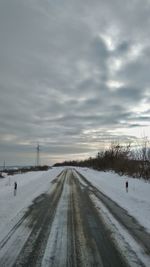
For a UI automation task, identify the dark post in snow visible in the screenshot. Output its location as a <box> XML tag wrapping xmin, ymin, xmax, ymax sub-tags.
<box><xmin>14</xmin><ymin>181</ymin><xmax>17</xmax><ymax>196</ymax></box>
<box><xmin>126</xmin><ymin>180</ymin><xmax>128</xmax><ymax>193</ymax></box>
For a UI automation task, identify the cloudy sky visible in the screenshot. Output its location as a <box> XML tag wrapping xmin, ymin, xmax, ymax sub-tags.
<box><xmin>0</xmin><ymin>0</ymin><xmax>150</xmax><ymax>166</ymax></box>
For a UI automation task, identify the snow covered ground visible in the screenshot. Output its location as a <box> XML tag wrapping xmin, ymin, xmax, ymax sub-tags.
<box><xmin>1</xmin><ymin>166</ymin><xmax>150</xmax><ymax>236</ymax></box>
<box><xmin>75</xmin><ymin>167</ymin><xmax>150</xmax><ymax>233</ymax></box>
<box><xmin>0</xmin><ymin>167</ymin><xmax>150</xmax><ymax>266</ymax></box>
<box><xmin>0</xmin><ymin>167</ymin><xmax>63</xmax><ymax>240</ymax></box>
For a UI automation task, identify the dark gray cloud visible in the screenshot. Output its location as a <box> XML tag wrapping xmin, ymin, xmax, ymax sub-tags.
<box><xmin>0</xmin><ymin>0</ymin><xmax>150</xmax><ymax>165</ymax></box>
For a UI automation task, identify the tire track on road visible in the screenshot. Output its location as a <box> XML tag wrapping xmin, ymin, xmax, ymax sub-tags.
<box><xmin>74</xmin><ymin>169</ymin><xmax>150</xmax><ymax>255</ymax></box>
<box><xmin>0</xmin><ymin>170</ymin><xmax>67</xmax><ymax>267</ymax></box>
<box><xmin>71</xmin><ymin>171</ymin><xmax>129</xmax><ymax>267</ymax></box>
<box><xmin>13</xmin><ymin>170</ymin><xmax>67</xmax><ymax>267</ymax></box>
<box><xmin>0</xmin><ymin>168</ymin><xmax>136</xmax><ymax>267</ymax></box>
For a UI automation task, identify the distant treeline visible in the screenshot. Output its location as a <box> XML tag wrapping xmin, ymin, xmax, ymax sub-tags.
<box><xmin>0</xmin><ymin>165</ymin><xmax>50</xmax><ymax>177</ymax></box>
<box><xmin>54</xmin><ymin>142</ymin><xmax>150</xmax><ymax>180</ymax></box>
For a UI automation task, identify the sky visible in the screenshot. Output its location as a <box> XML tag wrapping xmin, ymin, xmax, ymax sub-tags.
<box><xmin>0</xmin><ymin>0</ymin><xmax>150</xmax><ymax>166</ymax></box>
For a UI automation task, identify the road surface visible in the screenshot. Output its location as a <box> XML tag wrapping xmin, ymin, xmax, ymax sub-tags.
<box><xmin>0</xmin><ymin>168</ymin><xmax>149</xmax><ymax>267</ymax></box>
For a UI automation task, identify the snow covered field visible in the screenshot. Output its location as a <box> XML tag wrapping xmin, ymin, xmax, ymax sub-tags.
<box><xmin>0</xmin><ymin>167</ymin><xmax>150</xmax><ymax>267</ymax></box>
<box><xmin>0</xmin><ymin>167</ymin><xmax>150</xmax><ymax>237</ymax></box>
<box><xmin>76</xmin><ymin>167</ymin><xmax>150</xmax><ymax>233</ymax></box>
<box><xmin>0</xmin><ymin>167</ymin><xmax>63</xmax><ymax>240</ymax></box>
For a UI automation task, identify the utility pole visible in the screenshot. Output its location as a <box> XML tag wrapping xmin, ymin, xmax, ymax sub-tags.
<box><xmin>36</xmin><ymin>144</ymin><xmax>40</xmax><ymax>166</ymax></box>
<box><xmin>3</xmin><ymin>160</ymin><xmax>5</xmax><ymax>171</ymax></box>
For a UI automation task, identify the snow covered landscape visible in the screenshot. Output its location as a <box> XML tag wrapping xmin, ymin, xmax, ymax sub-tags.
<box><xmin>0</xmin><ymin>167</ymin><xmax>150</xmax><ymax>266</ymax></box>
<box><xmin>1</xmin><ymin>0</ymin><xmax>150</xmax><ymax>266</ymax></box>
<box><xmin>77</xmin><ymin>167</ymin><xmax>150</xmax><ymax>233</ymax></box>
<box><xmin>0</xmin><ymin>168</ymin><xmax>62</xmax><ymax>236</ymax></box>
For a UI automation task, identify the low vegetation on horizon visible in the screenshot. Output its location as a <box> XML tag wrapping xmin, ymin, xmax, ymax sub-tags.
<box><xmin>54</xmin><ymin>141</ymin><xmax>150</xmax><ymax>180</ymax></box>
<box><xmin>0</xmin><ymin>165</ymin><xmax>50</xmax><ymax>178</ymax></box>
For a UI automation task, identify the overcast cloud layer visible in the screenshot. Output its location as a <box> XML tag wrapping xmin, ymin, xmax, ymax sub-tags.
<box><xmin>0</xmin><ymin>0</ymin><xmax>150</xmax><ymax>165</ymax></box>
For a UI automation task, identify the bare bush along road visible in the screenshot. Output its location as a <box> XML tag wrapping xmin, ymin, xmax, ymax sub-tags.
<box><xmin>0</xmin><ymin>169</ymin><xmax>150</xmax><ymax>267</ymax></box>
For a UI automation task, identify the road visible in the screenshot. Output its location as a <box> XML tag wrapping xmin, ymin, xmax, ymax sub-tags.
<box><xmin>0</xmin><ymin>168</ymin><xmax>149</xmax><ymax>267</ymax></box>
